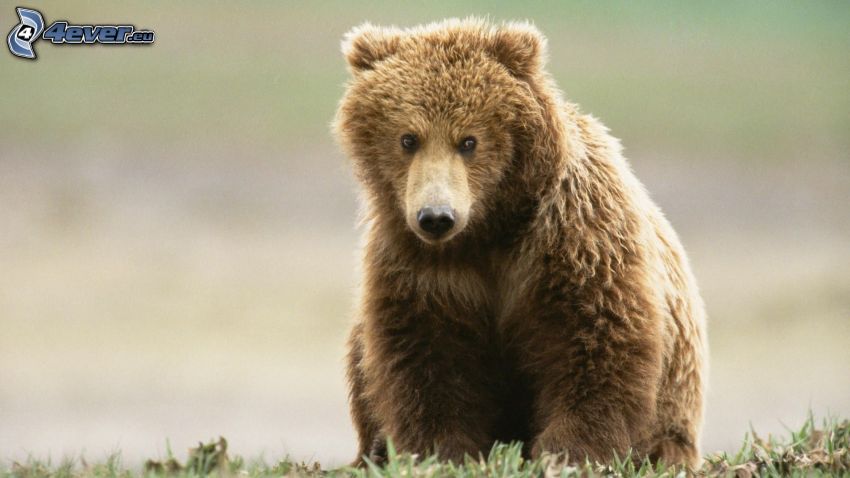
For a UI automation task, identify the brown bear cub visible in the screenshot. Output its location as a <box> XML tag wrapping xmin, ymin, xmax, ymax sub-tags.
<box><xmin>333</xmin><ymin>18</ymin><xmax>707</xmax><ymax>468</ymax></box>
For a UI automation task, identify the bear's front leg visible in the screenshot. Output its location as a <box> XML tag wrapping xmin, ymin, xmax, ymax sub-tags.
<box><xmin>346</xmin><ymin>322</ymin><xmax>384</xmax><ymax>465</ymax></box>
<box><xmin>523</xmin><ymin>301</ymin><xmax>664</xmax><ymax>464</ymax></box>
<box><xmin>360</xmin><ymin>290</ymin><xmax>499</xmax><ymax>463</ymax></box>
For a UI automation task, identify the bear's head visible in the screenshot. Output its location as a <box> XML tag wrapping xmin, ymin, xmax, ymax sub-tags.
<box><xmin>334</xmin><ymin>18</ymin><xmax>554</xmax><ymax>246</ymax></box>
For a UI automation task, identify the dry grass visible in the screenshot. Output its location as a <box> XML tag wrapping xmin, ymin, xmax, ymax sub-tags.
<box><xmin>4</xmin><ymin>416</ymin><xmax>849</xmax><ymax>477</ymax></box>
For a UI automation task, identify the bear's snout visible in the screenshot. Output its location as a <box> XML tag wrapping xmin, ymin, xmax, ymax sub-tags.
<box><xmin>416</xmin><ymin>205</ymin><xmax>455</xmax><ymax>238</ymax></box>
<box><xmin>404</xmin><ymin>151</ymin><xmax>471</xmax><ymax>244</ymax></box>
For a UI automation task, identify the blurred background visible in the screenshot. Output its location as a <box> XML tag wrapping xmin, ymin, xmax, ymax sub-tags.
<box><xmin>1</xmin><ymin>0</ymin><xmax>848</xmax><ymax>467</ymax></box>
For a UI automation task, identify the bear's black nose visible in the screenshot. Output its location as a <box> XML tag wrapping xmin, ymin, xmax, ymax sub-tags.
<box><xmin>417</xmin><ymin>206</ymin><xmax>455</xmax><ymax>237</ymax></box>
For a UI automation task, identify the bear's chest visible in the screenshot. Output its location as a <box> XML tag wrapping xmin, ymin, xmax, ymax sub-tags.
<box><xmin>418</xmin><ymin>249</ymin><xmax>528</xmax><ymax>332</ymax></box>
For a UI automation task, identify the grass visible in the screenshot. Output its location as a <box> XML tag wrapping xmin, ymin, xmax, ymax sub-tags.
<box><xmin>4</xmin><ymin>415</ymin><xmax>848</xmax><ymax>477</ymax></box>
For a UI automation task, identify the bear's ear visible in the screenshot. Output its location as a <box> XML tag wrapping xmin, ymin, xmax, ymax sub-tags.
<box><xmin>487</xmin><ymin>22</ymin><xmax>546</xmax><ymax>78</ymax></box>
<box><xmin>342</xmin><ymin>23</ymin><xmax>403</xmax><ymax>72</ymax></box>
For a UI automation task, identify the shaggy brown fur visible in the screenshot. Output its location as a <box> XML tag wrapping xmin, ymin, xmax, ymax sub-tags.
<box><xmin>333</xmin><ymin>18</ymin><xmax>707</xmax><ymax>468</ymax></box>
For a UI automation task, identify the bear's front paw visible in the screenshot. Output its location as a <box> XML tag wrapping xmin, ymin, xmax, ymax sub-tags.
<box><xmin>368</xmin><ymin>438</ymin><xmax>388</xmax><ymax>465</ymax></box>
<box><xmin>531</xmin><ymin>429</ymin><xmax>593</xmax><ymax>464</ymax></box>
<box><xmin>532</xmin><ymin>411</ymin><xmax>634</xmax><ymax>465</ymax></box>
<box><xmin>432</xmin><ymin>435</ymin><xmax>483</xmax><ymax>463</ymax></box>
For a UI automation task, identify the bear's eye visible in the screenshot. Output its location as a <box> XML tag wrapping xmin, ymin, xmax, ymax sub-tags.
<box><xmin>458</xmin><ymin>136</ymin><xmax>477</xmax><ymax>154</ymax></box>
<box><xmin>400</xmin><ymin>134</ymin><xmax>419</xmax><ymax>152</ymax></box>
